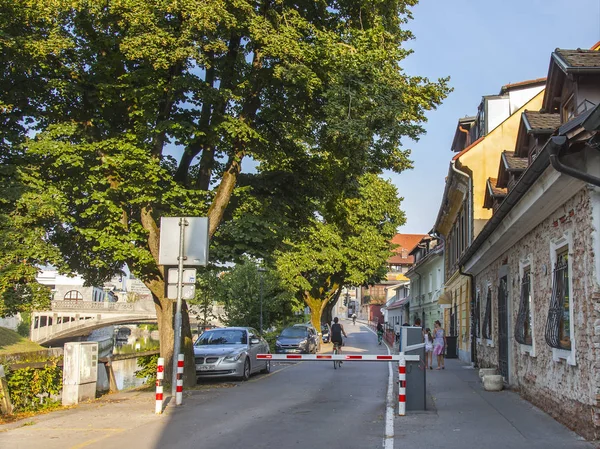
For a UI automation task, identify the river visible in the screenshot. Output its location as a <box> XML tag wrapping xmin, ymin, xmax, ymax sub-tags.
<box><xmin>86</xmin><ymin>326</ymin><xmax>160</xmax><ymax>392</ymax></box>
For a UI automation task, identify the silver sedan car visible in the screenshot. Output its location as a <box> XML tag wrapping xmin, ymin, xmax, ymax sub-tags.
<box><xmin>193</xmin><ymin>327</ymin><xmax>270</xmax><ymax>381</ymax></box>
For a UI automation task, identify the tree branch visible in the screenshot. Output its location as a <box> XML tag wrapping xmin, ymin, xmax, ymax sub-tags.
<box><xmin>176</xmin><ymin>36</ymin><xmax>241</xmax><ymax>185</ymax></box>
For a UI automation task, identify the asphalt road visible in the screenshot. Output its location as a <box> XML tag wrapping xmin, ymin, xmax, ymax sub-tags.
<box><xmin>0</xmin><ymin>320</ymin><xmax>395</xmax><ymax>449</ymax></box>
<box><xmin>150</xmin><ymin>319</ymin><xmax>392</xmax><ymax>449</ymax></box>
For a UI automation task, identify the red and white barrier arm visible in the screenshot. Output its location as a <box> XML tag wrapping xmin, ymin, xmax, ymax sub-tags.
<box><xmin>256</xmin><ymin>353</ymin><xmax>419</xmax><ymax>362</ymax></box>
<box><xmin>155</xmin><ymin>357</ymin><xmax>165</xmax><ymax>414</ymax></box>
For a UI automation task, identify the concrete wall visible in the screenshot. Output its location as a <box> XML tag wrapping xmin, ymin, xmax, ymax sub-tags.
<box><xmin>474</xmin><ymin>187</ymin><xmax>600</xmax><ymax>439</ymax></box>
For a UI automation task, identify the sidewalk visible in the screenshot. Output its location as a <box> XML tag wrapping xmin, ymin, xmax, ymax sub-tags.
<box><xmin>396</xmin><ymin>359</ymin><xmax>598</xmax><ymax>449</ymax></box>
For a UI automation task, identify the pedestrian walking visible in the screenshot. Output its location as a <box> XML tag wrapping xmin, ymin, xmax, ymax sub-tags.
<box><xmin>394</xmin><ymin>323</ymin><xmax>400</xmax><ymax>343</ymax></box>
<box><xmin>424</xmin><ymin>328</ymin><xmax>434</xmax><ymax>369</ymax></box>
<box><xmin>433</xmin><ymin>320</ymin><xmax>446</xmax><ymax>370</ymax></box>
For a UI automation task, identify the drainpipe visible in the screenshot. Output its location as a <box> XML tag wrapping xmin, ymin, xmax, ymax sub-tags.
<box><xmin>451</xmin><ymin>161</ymin><xmax>472</xmax><ymax>245</ymax></box>
<box><xmin>459</xmin><ymin>125</ymin><xmax>470</xmax><ymax>147</ymax></box>
<box><xmin>460</xmin><ymin>265</ymin><xmax>477</xmax><ymax>368</ymax></box>
<box><xmin>548</xmin><ymin>136</ymin><xmax>600</xmax><ymax>187</ymax></box>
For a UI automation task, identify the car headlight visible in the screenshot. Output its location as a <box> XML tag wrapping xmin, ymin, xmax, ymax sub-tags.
<box><xmin>275</xmin><ymin>341</ymin><xmax>282</xmax><ymax>347</ymax></box>
<box><xmin>224</xmin><ymin>353</ymin><xmax>243</xmax><ymax>362</ymax></box>
<box><xmin>298</xmin><ymin>339</ymin><xmax>307</xmax><ymax>346</ymax></box>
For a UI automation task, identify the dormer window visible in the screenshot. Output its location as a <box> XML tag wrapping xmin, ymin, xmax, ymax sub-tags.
<box><xmin>562</xmin><ymin>94</ymin><xmax>575</xmax><ymax>122</ymax></box>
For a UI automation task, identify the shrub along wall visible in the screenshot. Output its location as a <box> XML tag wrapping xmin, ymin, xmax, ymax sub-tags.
<box><xmin>4</xmin><ymin>358</ymin><xmax>63</xmax><ymax>412</ymax></box>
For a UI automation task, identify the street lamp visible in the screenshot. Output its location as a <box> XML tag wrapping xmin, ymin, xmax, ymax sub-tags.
<box><xmin>258</xmin><ymin>267</ymin><xmax>267</xmax><ymax>335</ymax></box>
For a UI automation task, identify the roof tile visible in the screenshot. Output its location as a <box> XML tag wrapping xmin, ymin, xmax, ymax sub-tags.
<box><xmin>523</xmin><ymin>110</ymin><xmax>561</xmax><ymax>133</ymax></box>
<box><xmin>555</xmin><ymin>49</ymin><xmax>600</xmax><ymax>68</ymax></box>
<box><xmin>488</xmin><ymin>178</ymin><xmax>507</xmax><ymax>197</ymax></box>
<box><xmin>503</xmin><ymin>151</ymin><xmax>528</xmax><ymax>171</ymax></box>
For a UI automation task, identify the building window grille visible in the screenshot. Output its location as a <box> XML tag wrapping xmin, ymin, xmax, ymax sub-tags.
<box><xmin>545</xmin><ymin>250</ymin><xmax>571</xmax><ymax>350</ymax></box>
<box><xmin>482</xmin><ymin>286</ymin><xmax>492</xmax><ymax>339</ymax></box>
<box><xmin>474</xmin><ymin>291</ymin><xmax>481</xmax><ymax>338</ymax></box>
<box><xmin>64</xmin><ymin>290</ymin><xmax>83</xmax><ymax>300</ymax></box>
<box><xmin>515</xmin><ymin>268</ymin><xmax>533</xmax><ymax>345</ymax></box>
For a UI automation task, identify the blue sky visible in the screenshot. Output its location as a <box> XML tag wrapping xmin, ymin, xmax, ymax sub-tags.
<box><xmin>391</xmin><ymin>0</ymin><xmax>600</xmax><ymax>234</ymax></box>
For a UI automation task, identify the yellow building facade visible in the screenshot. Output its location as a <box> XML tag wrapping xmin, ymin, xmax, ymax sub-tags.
<box><xmin>435</xmin><ymin>86</ymin><xmax>544</xmax><ymax>362</ymax></box>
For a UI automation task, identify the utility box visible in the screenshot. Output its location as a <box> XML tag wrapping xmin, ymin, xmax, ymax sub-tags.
<box><xmin>400</xmin><ymin>326</ymin><xmax>426</xmax><ymax>411</ymax></box>
<box><xmin>62</xmin><ymin>342</ymin><xmax>99</xmax><ymax>406</ymax></box>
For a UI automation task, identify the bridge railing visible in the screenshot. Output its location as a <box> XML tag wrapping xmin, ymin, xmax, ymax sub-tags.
<box><xmin>50</xmin><ymin>300</ymin><xmax>135</xmax><ymax>311</ymax></box>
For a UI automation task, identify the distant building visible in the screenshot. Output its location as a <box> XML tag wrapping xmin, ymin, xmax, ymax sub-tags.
<box><xmin>360</xmin><ymin>233</ymin><xmax>425</xmax><ymax>321</ymax></box>
<box><xmin>406</xmin><ymin>235</ymin><xmax>444</xmax><ymax>330</ymax></box>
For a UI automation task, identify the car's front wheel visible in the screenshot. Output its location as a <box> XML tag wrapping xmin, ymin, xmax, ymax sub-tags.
<box><xmin>241</xmin><ymin>358</ymin><xmax>251</xmax><ymax>381</ymax></box>
<box><xmin>260</xmin><ymin>359</ymin><xmax>271</xmax><ymax>374</ymax></box>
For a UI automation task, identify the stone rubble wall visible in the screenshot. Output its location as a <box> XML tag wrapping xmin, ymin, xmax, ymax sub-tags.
<box><xmin>475</xmin><ymin>187</ymin><xmax>600</xmax><ymax>440</ymax></box>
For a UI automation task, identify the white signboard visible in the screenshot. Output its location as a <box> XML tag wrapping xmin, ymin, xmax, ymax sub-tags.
<box><xmin>167</xmin><ymin>284</ymin><xmax>196</xmax><ymax>300</ymax></box>
<box><xmin>158</xmin><ymin>217</ymin><xmax>209</xmax><ymax>266</ymax></box>
<box><xmin>168</xmin><ymin>268</ymin><xmax>197</xmax><ymax>284</ymax></box>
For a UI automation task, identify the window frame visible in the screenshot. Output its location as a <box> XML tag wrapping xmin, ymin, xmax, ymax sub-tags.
<box><xmin>475</xmin><ymin>287</ymin><xmax>481</xmax><ymax>343</ymax></box>
<box><xmin>64</xmin><ymin>290</ymin><xmax>83</xmax><ymax>301</ymax></box>
<box><xmin>482</xmin><ymin>283</ymin><xmax>494</xmax><ymax>346</ymax></box>
<box><xmin>516</xmin><ymin>255</ymin><xmax>535</xmax><ymax>356</ymax></box>
<box><xmin>546</xmin><ymin>233</ymin><xmax>575</xmax><ymax>365</ymax></box>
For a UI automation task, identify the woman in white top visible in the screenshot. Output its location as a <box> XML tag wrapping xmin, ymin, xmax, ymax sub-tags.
<box><xmin>424</xmin><ymin>328</ymin><xmax>434</xmax><ymax>370</ymax></box>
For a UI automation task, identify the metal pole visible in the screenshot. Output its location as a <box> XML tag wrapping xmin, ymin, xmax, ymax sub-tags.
<box><xmin>172</xmin><ymin>217</ymin><xmax>187</xmax><ymax>399</ymax></box>
<box><xmin>259</xmin><ymin>269</ymin><xmax>264</xmax><ymax>335</ymax></box>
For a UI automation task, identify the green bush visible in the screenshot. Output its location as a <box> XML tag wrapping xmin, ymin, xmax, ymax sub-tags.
<box><xmin>16</xmin><ymin>313</ymin><xmax>31</xmax><ymax>338</ymax></box>
<box><xmin>135</xmin><ymin>354</ymin><xmax>159</xmax><ymax>384</ymax></box>
<box><xmin>6</xmin><ymin>357</ymin><xmax>63</xmax><ymax>412</ymax></box>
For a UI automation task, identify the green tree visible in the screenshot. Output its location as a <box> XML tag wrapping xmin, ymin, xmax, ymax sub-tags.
<box><xmin>276</xmin><ymin>174</ymin><xmax>404</xmax><ymax>330</ymax></box>
<box><xmin>187</xmin><ymin>269</ymin><xmax>220</xmax><ymax>328</ymax></box>
<box><xmin>213</xmin><ymin>259</ymin><xmax>301</xmax><ymax>331</ymax></box>
<box><xmin>3</xmin><ymin>0</ymin><xmax>449</xmax><ymax>383</ymax></box>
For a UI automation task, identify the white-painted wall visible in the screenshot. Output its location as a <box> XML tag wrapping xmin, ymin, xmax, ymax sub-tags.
<box><xmin>487</xmin><ymin>98</ymin><xmax>511</xmax><ymax>132</ymax></box>
<box><xmin>508</xmin><ymin>85</ymin><xmax>545</xmax><ymax>114</ymax></box>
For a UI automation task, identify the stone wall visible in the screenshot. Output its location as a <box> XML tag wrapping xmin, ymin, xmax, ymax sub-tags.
<box><xmin>474</xmin><ymin>187</ymin><xmax>600</xmax><ymax>439</ymax></box>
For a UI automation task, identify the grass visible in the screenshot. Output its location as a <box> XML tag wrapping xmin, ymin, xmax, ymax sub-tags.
<box><xmin>0</xmin><ymin>327</ymin><xmax>44</xmax><ymax>356</ymax></box>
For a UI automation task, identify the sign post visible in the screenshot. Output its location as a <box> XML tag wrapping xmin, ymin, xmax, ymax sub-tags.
<box><xmin>159</xmin><ymin>216</ymin><xmax>209</xmax><ymax>404</ymax></box>
<box><xmin>171</xmin><ymin>217</ymin><xmax>187</xmax><ymax>399</ymax></box>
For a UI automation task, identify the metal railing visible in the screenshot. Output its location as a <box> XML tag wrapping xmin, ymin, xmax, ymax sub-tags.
<box><xmin>51</xmin><ymin>300</ymin><xmax>135</xmax><ymax>311</ymax></box>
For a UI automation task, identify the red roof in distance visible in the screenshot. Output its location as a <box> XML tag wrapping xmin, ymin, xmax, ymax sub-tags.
<box><xmin>388</xmin><ymin>233</ymin><xmax>427</xmax><ymax>265</ymax></box>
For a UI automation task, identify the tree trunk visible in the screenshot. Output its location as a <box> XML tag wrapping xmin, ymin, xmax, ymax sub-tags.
<box><xmin>154</xmin><ymin>295</ymin><xmax>175</xmax><ymax>385</ymax></box>
<box><xmin>153</xmin><ymin>295</ymin><xmax>196</xmax><ymax>388</ymax></box>
<box><xmin>180</xmin><ymin>301</ymin><xmax>196</xmax><ymax>387</ymax></box>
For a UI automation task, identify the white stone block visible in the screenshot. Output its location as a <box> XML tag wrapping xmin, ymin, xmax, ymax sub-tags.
<box><xmin>483</xmin><ymin>375</ymin><xmax>504</xmax><ymax>391</ymax></box>
<box><xmin>479</xmin><ymin>368</ymin><xmax>497</xmax><ymax>378</ymax></box>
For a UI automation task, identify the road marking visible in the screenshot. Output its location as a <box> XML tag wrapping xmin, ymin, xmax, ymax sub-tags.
<box><xmin>68</xmin><ymin>429</ymin><xmax>124</xmax><ymax>449</ymax></box>
<box><xmin>247</xmin><ymin>363</ymin><xmax>295</xmax><ymax>383</ymax></box>
<box><xmin>364</xmin><ymin>324</ymin><xmax>394</xmax><ymax>449</ymax></box>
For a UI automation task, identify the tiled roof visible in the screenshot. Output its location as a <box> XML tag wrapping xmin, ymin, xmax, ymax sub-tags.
<box><xmin>503</xmin><ymin>151</ymin><xmax>528</xmax><ymax>171</ymax></box>
<box><xmin>500</xmin><ymin>77</ymin><xmax>546</xmax><ymax>93</ymax></box>
<box><xmin>523</xmin><ymin>111</ymin><xmax>561</xmax><ymax>133</ymax></box>
<box><xmin>388</xmin><ymin>255</ymin><xmax>414</xmax><ymax>265</ymax></box>
<box><xmin>555</xmin><ymin>49</ymin><xmax>600</xmax><ymax>69</ymax></box>
<box><xmin>488</xmin><ymin>178</ymin><xmax>507</xmax><ymax>197</ymax></box>
<box><xmin>388</xmin><ymin>233</ymin><xmax>427</xmax><ymax>265</ymax></box>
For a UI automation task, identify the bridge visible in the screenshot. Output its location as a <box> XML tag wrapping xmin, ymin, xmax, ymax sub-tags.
<box><xmin>31</xmin><ymin>300</ymin><xmax>158</xmax><ymax>345</ymax></box>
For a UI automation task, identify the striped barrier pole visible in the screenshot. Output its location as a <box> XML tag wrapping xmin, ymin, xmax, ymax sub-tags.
<box><xmin>398</xmin><ymin>356</ymin><xmax>406</xmax><ymax>416</ymax></box>
<box><xmin>175</xmin><ymin>354</ymin><xmax>184</xmax><ymax>406</ymax></box>
<box><xmin>155</xmin><ymin>357</ymin><xmax>164</xmax><ymax>414</ymax></box>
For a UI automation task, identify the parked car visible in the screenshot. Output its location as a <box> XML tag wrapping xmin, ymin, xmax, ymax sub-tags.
<box><xmin>320</xmin><ymin>323</ymin><xmax>331</xmax><ymax>343</ymax></box>
<box><xmin>193</xmin><ymin>327</ymin><xmax>270</xmax><ymax>381</ymax></box>
<box><xmin>275</xmin><ymin>324</ymin><xmax>318</xmax><ymax>354</ymax></box>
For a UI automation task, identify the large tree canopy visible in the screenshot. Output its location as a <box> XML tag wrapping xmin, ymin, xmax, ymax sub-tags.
<box><xmin>276</xmin><ymin>173</ymin><xmax>405</xmax><ymax>330</ymax></box>
<box><xmin>0</xmin><ymin>0</ymin><xmax>450</xmax><ymax>381</ymax></box>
